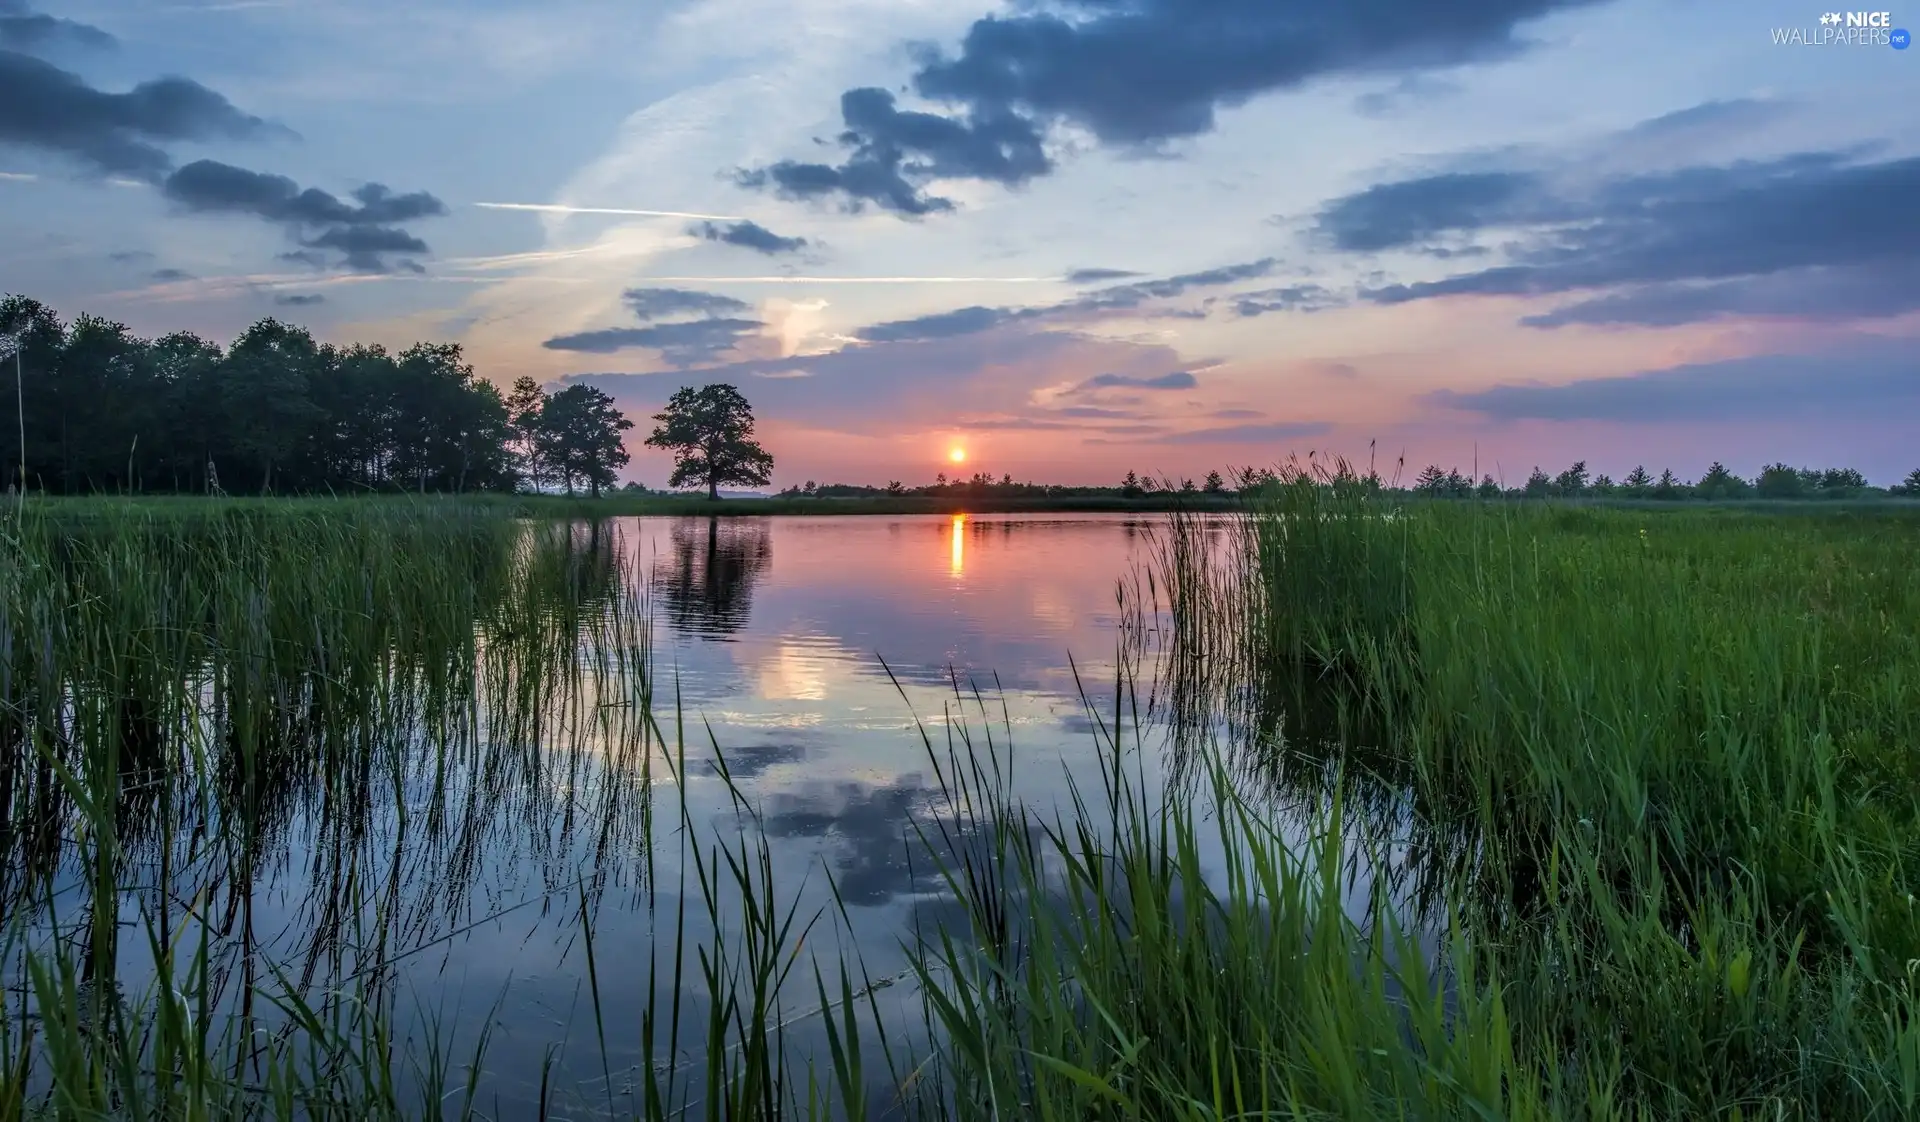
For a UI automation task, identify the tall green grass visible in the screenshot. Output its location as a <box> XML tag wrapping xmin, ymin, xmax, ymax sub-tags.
<box><xmin>1124</xmin><ymin>472</ymin><xmax>1920</xmax><ymax>1117</ymax></box>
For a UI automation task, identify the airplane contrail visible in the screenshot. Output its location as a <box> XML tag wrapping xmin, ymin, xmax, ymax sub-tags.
<box><xmin>474</xmin><ymin>202</ymin><xmax>750</xmax><ymax>221</ymax></box>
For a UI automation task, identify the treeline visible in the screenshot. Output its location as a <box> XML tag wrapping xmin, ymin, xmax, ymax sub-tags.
<box><xmin>1414</xmin><ymin>461</ymin><xmax>1920</xmax><ymax>500</ymax></box>
<box><xmin>0</xmin><ymin>296</ymin><xmax>632</xmax><ymax>496</ymax></box>
<box><xmin>775</xmin><ymin>469</ymin><xmax>1235</xmax><ymax>500</ymax></box>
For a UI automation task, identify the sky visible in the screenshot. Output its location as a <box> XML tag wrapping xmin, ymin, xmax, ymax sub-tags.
<box><xmin>1</xmin><ymin>0</ymin><xmax>1915</xmax><ymax>488</ymax></box>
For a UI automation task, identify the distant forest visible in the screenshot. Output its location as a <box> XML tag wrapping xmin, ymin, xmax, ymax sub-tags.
<box><xmin>0</xmin><ymin>296</ymin><xmax>632</xmax><ymax>496</ymax></box>
<box><xmin>779</xmin><ymin>462</ymin><xmax>1920</xmax><ymax>502</ymax></box>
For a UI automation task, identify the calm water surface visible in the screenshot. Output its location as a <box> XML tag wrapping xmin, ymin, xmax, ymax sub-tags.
<box><xmin>31</xmin><ymin>513</ymin><xmax>1419</xmax><ymax>1115</ymax></box>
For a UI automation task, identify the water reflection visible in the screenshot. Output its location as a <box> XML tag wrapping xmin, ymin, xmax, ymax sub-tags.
<box><xmin>3</xmin><ymin>511</ymin><xmax>1437</xmax><ymax>1115</ymax></box>
<box><xmin>653</xmin><ymin>516</ymin><xmax>773</xmax><ymax>637</ymax></box>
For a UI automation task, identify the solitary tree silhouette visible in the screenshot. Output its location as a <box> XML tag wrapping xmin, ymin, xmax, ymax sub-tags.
<box><xmin>645</xmin><ymin>384</ymin><xmax>775</xmax><ymax>499</ymax></box>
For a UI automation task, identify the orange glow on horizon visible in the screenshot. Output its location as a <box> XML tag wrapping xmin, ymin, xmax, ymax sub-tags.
<box><xmin>948</xmin><ymin>447</ymin><xmax>967</xmax><ymax>464</ymax></box>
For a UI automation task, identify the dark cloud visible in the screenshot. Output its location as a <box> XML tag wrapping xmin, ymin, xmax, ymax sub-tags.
<box><xmin>1317</xmin><ymin>170</ymin><xmax>1540</xmax><ymax>252</ymax></box>
<box><xmin>1077</xmin><ymin>370</ymin><xmax>1197</xmax><ymax>391</ymax></box>
<box><xmin>1227</xmin><ymin>283</ymin><xmax>1341</xmax><ymax>316</ymax></box>
<box><xmin>624</xmin><ymin>287</ymin><xmax>753</xmax><ymax>321</ymax></box>
<box><xmin>691</xmin><ymin>219</ymin><xmax>808</xmax><ymax>255</ymax></box>
<box><xmin>1425</xmin><ymin>343</ymin><xmax>1917</xmax><ymax>423</ymax></box>
<box><xmin>738</xmin><ymin>86</ymin><xmax>1049</xmax><ymax>214</ymax></box>
<box><xmin>1328</xmin><ymin>141</ymin><xmax>1919</xmax><ymax>328</ymax></box>
<box><xmin>163</xmin><ymin>160</ymin><xmax>445</xmax><ymax>225</ymax></box>
<box><xmin>0</xmin><ymin>2</ymin><xmax>115</xmax><ymax>54</ymax></box>
<box><xmin>1067</xmin><ymin>258</ymin><xmax>1279</xmax><ymax>310</ymax></box>
<box><xmin>0</xmin><ymin>51</ymin><xmax>271</xmax><ymax>178</ymax></box>
<box><xmin>273</xmin><ymin>293</ymin><xmax>325</xmax><ymax>307</ymax></box>
<box><xmin>161</xmin><ymin>159</ymin><xmax>448</xmax><ymax>272</ymax></box>
<box><xmin>302</xmin><ymin>225</ymin><xmax>428</xmax><ymax>273</ymax></box>
<box><xmin>748</xmin><ymin>0</ymin><xmax>1603</xmax><ymax>212</ymax></box>
<box><xmin>547</xmin><ymin>287</ymin><xmax>766</xmax><ymax>366</ymax></box>
<box><xmin>107</xmin><ymin>249</ymin><xmax>153</xmax><ymax>264</ymax></box>
<box><xmin>854</xmin><ymin>257</ymin><xmax>1278</xmax><ymax>344</ymax></box>
<box><xmin>1065</xmin><ymin>267</ymin><xmax>1142</xmax><ymax>284</ymax></box>
<box><xmin>149</xmin><ymin>267</ymin><xmax>192</xmax><ymax>282</ymax></box>
<box><xmin>1156</xmin><ymin>421</ymin><xmax>1333</xmax><ymax>445</ymax></box>
<box><xmin>1617</xmin><ymin>97</ymin><xmax>1787</xmax><ymax>143</ymax></box>
<box><xmin>1051</xmin><ymin>405</ymin><xmax>1143</xmax><ymax>420</ymax></box>
<box><xmin>1519</xmin><ymin>261</ymin><xmax>1920</xmax><ymax>328</ymax></box>
<box><xmin>1209</xmin><ymin>408</ymin><xmax>1264</xmax><ymax>419</ymax></box>
<box><xmin>860</xmin><ymin>305</ymin><xmax>1039</xmax><ymax>343</ymax></box>
<box><xmin>543</xmin><ymin>318</ymin><xmax>764</xmax><ymax>365</ymax></box>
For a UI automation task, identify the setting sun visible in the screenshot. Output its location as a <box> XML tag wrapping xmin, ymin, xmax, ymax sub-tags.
<box><xmin>948</xmin><ymin>447</ymin><xmax>967</xmax><ymax>464</ymax></box>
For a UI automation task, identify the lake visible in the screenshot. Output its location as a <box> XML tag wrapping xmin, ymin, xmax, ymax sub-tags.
<box><xmin>6</xmin><ymin>510</ymin><xmax>1426</xmax><ymax>1117</ymax></box>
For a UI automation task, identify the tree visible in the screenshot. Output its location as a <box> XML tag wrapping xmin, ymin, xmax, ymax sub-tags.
<box><xmin>1900</xmin><ymin>469</ymin><xmax>1920</xmax><ymax>496</ymax></box>
<box><xmin>645</xmin><ymin>383</ymin><xmax>773</xmax><ymax>500</ymax></box>
<box><xmin>541</xmin><ymin>384</ymin><xmax>634</xmax><ymax>497</ymax></box>
<box><xmin>1121</xmin><ymin>471</ymin><xmax>1142</xmax><ymax>498</ymax></box>
<box><xmin>1476</xmin><ymin>474</ymin><xmax>1499</xmax><ymax>499</ymax></box>
<box><xmin>1553</xmin><ymin>461</ymin><xmax>1589</xmax><ymax>497</ymax></box>
<box><xmin>1203</xmin><ymin>470</ymin><xmax>1225</xmax><ymax>494</ymax></box>
<box><xmin>506</xmin><ymin>376</ymin><xmax>547</xmax><ymax>488</ymax></box>
<box><xmin>1754</xmin><ymin>463</ymin><xmax>1804</xmax><ymax>499</ymax></box>
<box><xmin>1696</xmin><ymin>461</ymin><xmax>1746</xmax><ymax>499</ymax></box>
<box><xmin>1819</xmin><ymin>467</ymin><xmax>1867</xmax><ymax>492</ymax></box>
<box><xmin>1415</xmin><ymin>464</ymin><xmax>1447</xmax><ymax>495</ymax></box>
<box><xmin>1623</xmin><ymin>465</ymin><xmax>1652</xmax><ymax>496</ymax></box>
<box><xmin>1524</xmin><ymin>466</ymin><xmax>1553</xmax><ymax>498</ymax></box>
<box><xmin>1652</xmin><ymin>469</ymin><xmax>1685</xmax><ymax>500</ymax></box>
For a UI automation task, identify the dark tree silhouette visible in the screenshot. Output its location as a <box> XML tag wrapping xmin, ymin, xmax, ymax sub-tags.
<box><xmin>645</xmin><ymin>384</ymin><xmax>774</xmax><ymax>499</ymax></box>
<box><xmin>0</xmin><ymin>295</ymin><xmax>546</xmax><ymax>495</ymax></box>
<box><xmin>535</xmin><ymin>384</ymin><xmax>633</xmax><ymax>497</ymax></box>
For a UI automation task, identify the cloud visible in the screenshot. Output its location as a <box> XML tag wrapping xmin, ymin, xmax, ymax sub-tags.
<box><xmin>543</xmin><ymin>318</ymin><xmax>764</xmax><ymax>364</ymax></box>
<box><xmin>860</xmin><ymin>305</ymin><xmax>1039</xmax><ymax>343</ymax></box>
<box><xmin>1156</xmin><ymin>421</ymin><xmax>1334</xmax><ymax>445</ymax></box>
<box><xmin>1519</xmin><ymin>261</ymin><xmax>1920</xmax><ymax>327</ymax></box>
<box><xmin>691</xmin><ymin>219</ymin><xmax>808</xmax><ymax>255</ymax></box>
<box><xmin>624</xmin><ymin>287</ymin><xmax>753</xmax><ymax>321</ymax></box>
<box><xmin>274</xmin><ymin>293</ymin><xmax>325</xmax><ymax>306</ymax></box>
<box><xmin>546</xmin><ymin>286</ymin><xmax>765</xmax><ymax>365</ymax></box>
<box><xmin>1076</xmin><ymin>371</ymin><xmax>1197</xmax><ymax>392</ymax></box>
<box><xmin>1323</xmin><ymin>136</ymin><xmax>1920</xmax><ymax>328</ymax></box>
<box><xmin>0</xmin><ymin>51</ymin><xmax>271</xmax><ymax>178</ymax></box>
<box><xmin>1353</xmin><ymin>74</ymin><xmax>1461</xmax><ymax>117</ymax></box>
<box><xmin>0</xmin><ymin>2</ymin><xmax>116</xmax><ymax>54</ymax></box>
<box><xmin>738</xmin><ymin>86</ymin><xmax>1049</xmax><ymax>214</ymax></box>
<box><xmin>162</xmin><ymin>159</ymin><xmax>448</xmax><ymax>271</ymax></box>
<box><xmin>1065</xmin><ymin>267</ymin><xmax>1142</xmax><ymax>284</ymax></box>
<box><xmin>108</xmin><ymin>249</ymin><xmax>154</xmax><ymax>264</ymax></box>
<box><xmin>1316</xmin><ymin>170</ymin><xmax>1541</xmax><ymax>252</ymax></box>
<box><xmin>1227</xmin><ymin>283</ymin><xmax>1342</xmax><ymax>316</ymax></box>
<box><xmin>853</xmin><ymin>256</ymin><xmax>1278</xmax><ymax>345</ymax></box>
<box><xmin>1425</xmin><ymin>342</ymin><xmax>1919</xmax><ymax>423</ymax></box>
<box><xmin>747</xmin><ymin>0</ymin><xmax>1603</xmax><ymax>213</ymax></box>
<box><xmin>149</xmin><ymin>267</ymin><xmax>192</xmax><ymax>282</ymax></box>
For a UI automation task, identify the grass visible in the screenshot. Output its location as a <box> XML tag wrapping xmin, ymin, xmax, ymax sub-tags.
<box><xmin>3</xmin><ymin>488</ymin><xmax>1918</xmax><ymax>1118</ymax></box>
